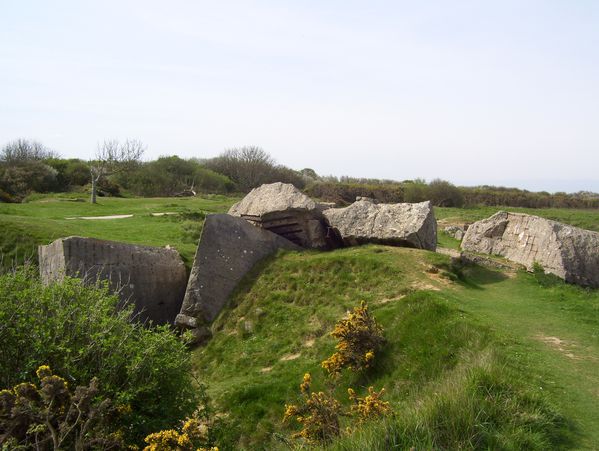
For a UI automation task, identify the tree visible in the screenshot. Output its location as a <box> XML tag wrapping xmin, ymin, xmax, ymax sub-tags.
<box><xmin>89</xmin><ymin>139</ymin><xmax>145</xmax><ymax>203</ymax></box>
<box><xmin>205</xmin><ymin>146</ymin><xmax>306</xmax><ymax>192</ymax></box>
<box><xmin>0</xmin><ymin>139</ymin><xmax>59</xmax><ymax>200</ymax></box>
<box><xmin>205</xmin><ymin>146</ymin><xmax>276</xmax><ymax>192</ymax></box>
<box><xmin>0</xmin><ymin>139</ymin><xmax>58</xmax><ymax>163</ymax></box>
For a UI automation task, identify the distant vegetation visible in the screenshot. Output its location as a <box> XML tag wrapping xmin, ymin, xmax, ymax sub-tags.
<box><xmin>306</xmin><ymin>178</ymin><xmax>599</xmax><ymax>209</ymax></box>
<box><xmin>2</xmin><ymin>138</ymin><xmax>597</xmax><ymax>209</ymax></box>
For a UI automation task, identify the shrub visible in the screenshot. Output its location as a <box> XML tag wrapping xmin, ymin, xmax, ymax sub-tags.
<box><xmin>348</xmin><ymin>387</ymin><xmax>391</xmax><ymax>423</ymax></box>
<box><xmin>284</xmin><ymin>303</ymin><xmax>391</xmax><ymax>445</ymax></box>
<box><xmin>143</xmin><ymin>409</ymin><xmax>220</xmax><ymax>451</ymax></box>
<box><xmin>283</xmin><ymin>373</ymin><xmax>342</xmax><ymax>444</ymax></box>
<box><xmin>0</xmin><ymin>266</ymin><xmax>198</xmax><ymax>443</ymax></box>
<box><xmin>304</xmin><ymin>182</ymin><xmax>403</xmax><ymax>205</ymax></box>
<box><xmin>0</xmin><ymin>161</ymin><xmax>58</xmax><ymax>200</ymax></box>
<box><xmin>120</xmin><ymin>156</ymin><xmax>235</xmax><ymax>197</ymax></box>
<box><xmin>0</xmin><ymin>365</ymin><xmax>123</xmax><ymax>450</ymax></box>
<box><xmin>427</xmin><ymin>178</ymin><xmax>464</xmax><ymax>207</ymax></box>
<box><xmin>321</xmin><ymin>301</ymin><xmax>385</xmax><ymax>376</ymax></box>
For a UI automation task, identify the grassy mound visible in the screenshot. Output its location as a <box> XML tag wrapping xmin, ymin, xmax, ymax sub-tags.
<box><xmin>194</xmin><ymin>247</ymin><xmax>579</xmax><ymax>449</ymax></box>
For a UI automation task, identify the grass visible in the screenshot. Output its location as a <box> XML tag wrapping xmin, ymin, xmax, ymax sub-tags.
<box><xmin>2</xmin><ymin>194</ymin><xmax>599</xmax><ymax>448</ymax></box>
<box><xmin>0</xmin><ymin>193</ymin><xmax>238</xmax><ymax>268</ymax></box>
<box><xmin>194</xmin><ymin>246</ymin><xmax>599</xmax><ymax>450</ymax></box>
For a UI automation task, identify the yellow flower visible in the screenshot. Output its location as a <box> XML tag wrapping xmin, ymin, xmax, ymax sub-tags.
<box><xmin>36</xmin><ymin>365</ymin><xmax>52</xmax><ymax>379</ymax></box>
<box><xmin>300</xmin><ymin>373</ymin><xmax>312</xmax><ymax>393</ymax></box>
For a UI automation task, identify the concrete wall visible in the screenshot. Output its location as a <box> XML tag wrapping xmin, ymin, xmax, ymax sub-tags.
<box><xmin>39</xmin><ymin>236</ymin><xmax>187</xmax><ymax>324</ymax></box>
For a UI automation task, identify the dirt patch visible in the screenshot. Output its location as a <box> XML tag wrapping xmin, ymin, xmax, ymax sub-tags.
<box><xmin>260</xmin><ymin>367</ymin><xmax>272</xmax><ymax>373</ymax></box>
<box><xmin>426</xmin><ymin>270</ymin><xmax>454</xmax><ymax>286</ymax></box>
<box><xmin>304</xmin><ymin>338</ymin><xmax>315</xmax><ymax>348</ymax></box>
<box><xmin>411</xmin><ymin>281</ymin><xmax>441</xmax><ymax>291</ymax></box>
<box><xmin>150</xmin><ymin>212</ymin><xmax>179</xmax><ymax>217</ymax></box>
<box><xmin>536</xmin><ymin>335</ymin><xmax>580</xmax><ymax>360</ymax></box>
<box><xmin>66</xmin><ymin>214</ymin><xmax>134</xmax><ymax>220</ymax></box>
<box><xmin>280</xmin><ymin>352</ymin><xmax>301</xmax><ymax>361</ymax></box>
<box><xmin>377</xmin><ymin>295</ymin><xmax>406</xmax><ymax>305</ymax></box>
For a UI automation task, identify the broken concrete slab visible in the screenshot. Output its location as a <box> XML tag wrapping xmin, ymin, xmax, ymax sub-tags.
<box><xmin>39</xmin><ymin>236</ymin><xmax>187</xmax><ymax>325</ymax></box>
<box><xmin>323</xmin><ymin>199</ymin><xmax>437</xmax><ymax>251</ymax></box>
<box><xmin>461</xmin><ymin>211</ymin><xmax>599</xmax><ymax>288</ymax></box>
<box><xmin>175</xmin><ymin>214</ymin><xmax>301</xmax><ymax>343</ymax></box>
<box><xmin>228</xmin><ymin>182</ymin><xmax>341</xmax><ymax>249</ymax></box>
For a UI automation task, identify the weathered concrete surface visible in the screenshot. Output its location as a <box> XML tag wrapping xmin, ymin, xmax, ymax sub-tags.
<box><xmin>39</xmin><ymin>237</ymin><xmax>187</xmax><ymax>324</ymax></box>
<box><xmin>229</xmin><ymin>182</ymin><xmax>341</xmax><ymax>249</ymax></box>
<box><xmin>323</xmin><ymin>200</ymin><xmax>437</xmax><ymax>251</ymax></box>
<box><xmin>461</xmin><ymin>211</ymin><xmax>599</xmax><ymax>288</ymax></box>
<box><xmin>176</xmin><ymin>214</ymin><xmax>301</xmax><ymax>342</ymax></box>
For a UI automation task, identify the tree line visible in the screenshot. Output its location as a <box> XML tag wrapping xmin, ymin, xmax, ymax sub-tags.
<box><xmin>1</xmin><ymin>138</ymin><xmax>597</xmax><ymax>209</ymax></box>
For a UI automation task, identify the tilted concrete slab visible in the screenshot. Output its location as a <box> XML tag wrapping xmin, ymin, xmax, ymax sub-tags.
<box><xmin>176</xmin><ymin>214</ymin><xmax>301</xmax><ymax>342</ymax></box>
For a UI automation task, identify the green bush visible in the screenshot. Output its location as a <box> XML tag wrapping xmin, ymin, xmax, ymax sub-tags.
<box><xmin>0</xmin><ymin>161</ymin><xmax>58</xmax><ymax>200</ymax></box>
<box><xmin>0</xmin><ymin>266</ymin><xmax>198</xmax><ymax>443</ymax></box>
<box><xmin>305</xmin><ymin>182</ymin><xmax>403</xmax><ymax>205</ymax></box>
<box><xmin>119</xmin><ymin>156</ymin><xmax>235</xmax><ymax>196</ymax></box>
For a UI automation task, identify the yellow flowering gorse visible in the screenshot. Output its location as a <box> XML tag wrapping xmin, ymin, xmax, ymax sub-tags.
<box><xmin>283</xmin><ymin>373</ymin><xmax>342</xmax><ymax>444</ymax></box>
<box><xmin>143</xmin><ymin>410</ymin><xmax>218</xmax><ymax>451</ymax></box>
<box><xmin>348</xmin><ymin>386</ymin><xmax>391</xmax><ymax>422</ymax></box>
<box><xmin>321</xmin><ymin>301</ymin><xmax>384</xmax><ymax>376</ymax></box>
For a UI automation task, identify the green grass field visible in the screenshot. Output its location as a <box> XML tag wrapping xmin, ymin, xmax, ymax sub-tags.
<box><xmin>2</xmin><ymin>195</ymin><xmax>599</xmax><ymax>448</ymax></box>
<box><xmin>195</xmin><ymin>246</ymin><xmax>599</xmax><ymax>449</ymax></box>
<box><xmin>0</xmin><ymin>194</ymin><xmax>239</xmax><ymax>268</ymax></box>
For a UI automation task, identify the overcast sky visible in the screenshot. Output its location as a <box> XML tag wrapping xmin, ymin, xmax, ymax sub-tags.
<box><xmin>1</xmin><ymin>1</ymin><xmax>598</xmax><ymax>192</ymax></box>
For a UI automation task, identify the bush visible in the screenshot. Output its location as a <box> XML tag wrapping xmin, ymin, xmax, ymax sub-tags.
<box><xmin>0</xmin><ymin>365</ymin><xmax>123</xmax><ymax>450</ymax></box>
<box><xmin>305</xmin><ymin>182</ymin><xmax>403</xmax><ymax>205</ymax></box>
<box><xmin>120</xmin><ymin>156</ymin><xmax>235</xmax><ymax>197</ymax></box>
<box><xmin>0</xmin><ymin>267</ymin><xmax>198</xmax><ymax>443</ymax></box>
<box><xmin>46</xmin><ymin>158</ymin><xmax>91</xmax><ymax>189</ymax></box>
<box><xmin>0</xmin><ymin>161</ymin><xmax>58</xmax><ymax>200</ymax></box>
<box><xmin>143</xmin><ymin>408</ymin><xmax>220</xmax><ymax>451</ymax></box>
<box><xmin>402</xmin><ymin>179</ymin><xmax>429</xmax><ymax>203</ymax></box>
<box><xmin>321</xmin><ymin>301</ymin><xmax>385</xmax><ymax>376</ymax></box>
<box><xmin>283</xmin><ymin>373</ymin><xmax>342</xmax><ymax>444</ymax></box>
<box><xmin>427</xmin><ymin>178</ymin><xmax>464</xmax><ymax>207</ymax></box>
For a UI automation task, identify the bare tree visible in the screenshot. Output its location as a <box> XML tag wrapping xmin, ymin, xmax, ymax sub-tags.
<box><xmin>0</xmin><ymin>139</ymin><xmax>58</xmax><ymax>163</ymax></box>
<box><xmin>89</xmin><ymin>139</ymin><xmax>145</xmax><ymax>203</ymax></box>
<box><xmin>205</xmin><ymin>146</ymin><xmax>277</xmax><ymax>192</ymax></box>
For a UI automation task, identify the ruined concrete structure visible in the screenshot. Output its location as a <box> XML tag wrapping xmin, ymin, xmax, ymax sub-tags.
<box><xmin>175</xmin><ymin>214</ymin><xmax>300</xmax><ymax>343</ymax></box>
<box><xmin>323</xmin><ymin>199</ymin><xmax>437</xmax><ymax>251</ymax></box>
<box><xmin>461</xmin><ymin>211</ymin><xmax>599</xmax><ymax>288</ymax></box>
<box><xmin>39</xmin><ymin>236</ymin><xmax>187</xmax><ymax>324</ymax></box>
<box><xmin>228</xmin><ymin>182</ymin><xmax>341</xmax><ymax>249</ymax></box>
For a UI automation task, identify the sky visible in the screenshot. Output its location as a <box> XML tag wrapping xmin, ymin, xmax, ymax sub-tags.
<box><xmin>1</xmin><ymin>0</ymin><xmax>598</xmax><ymax>193</ymax></box>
